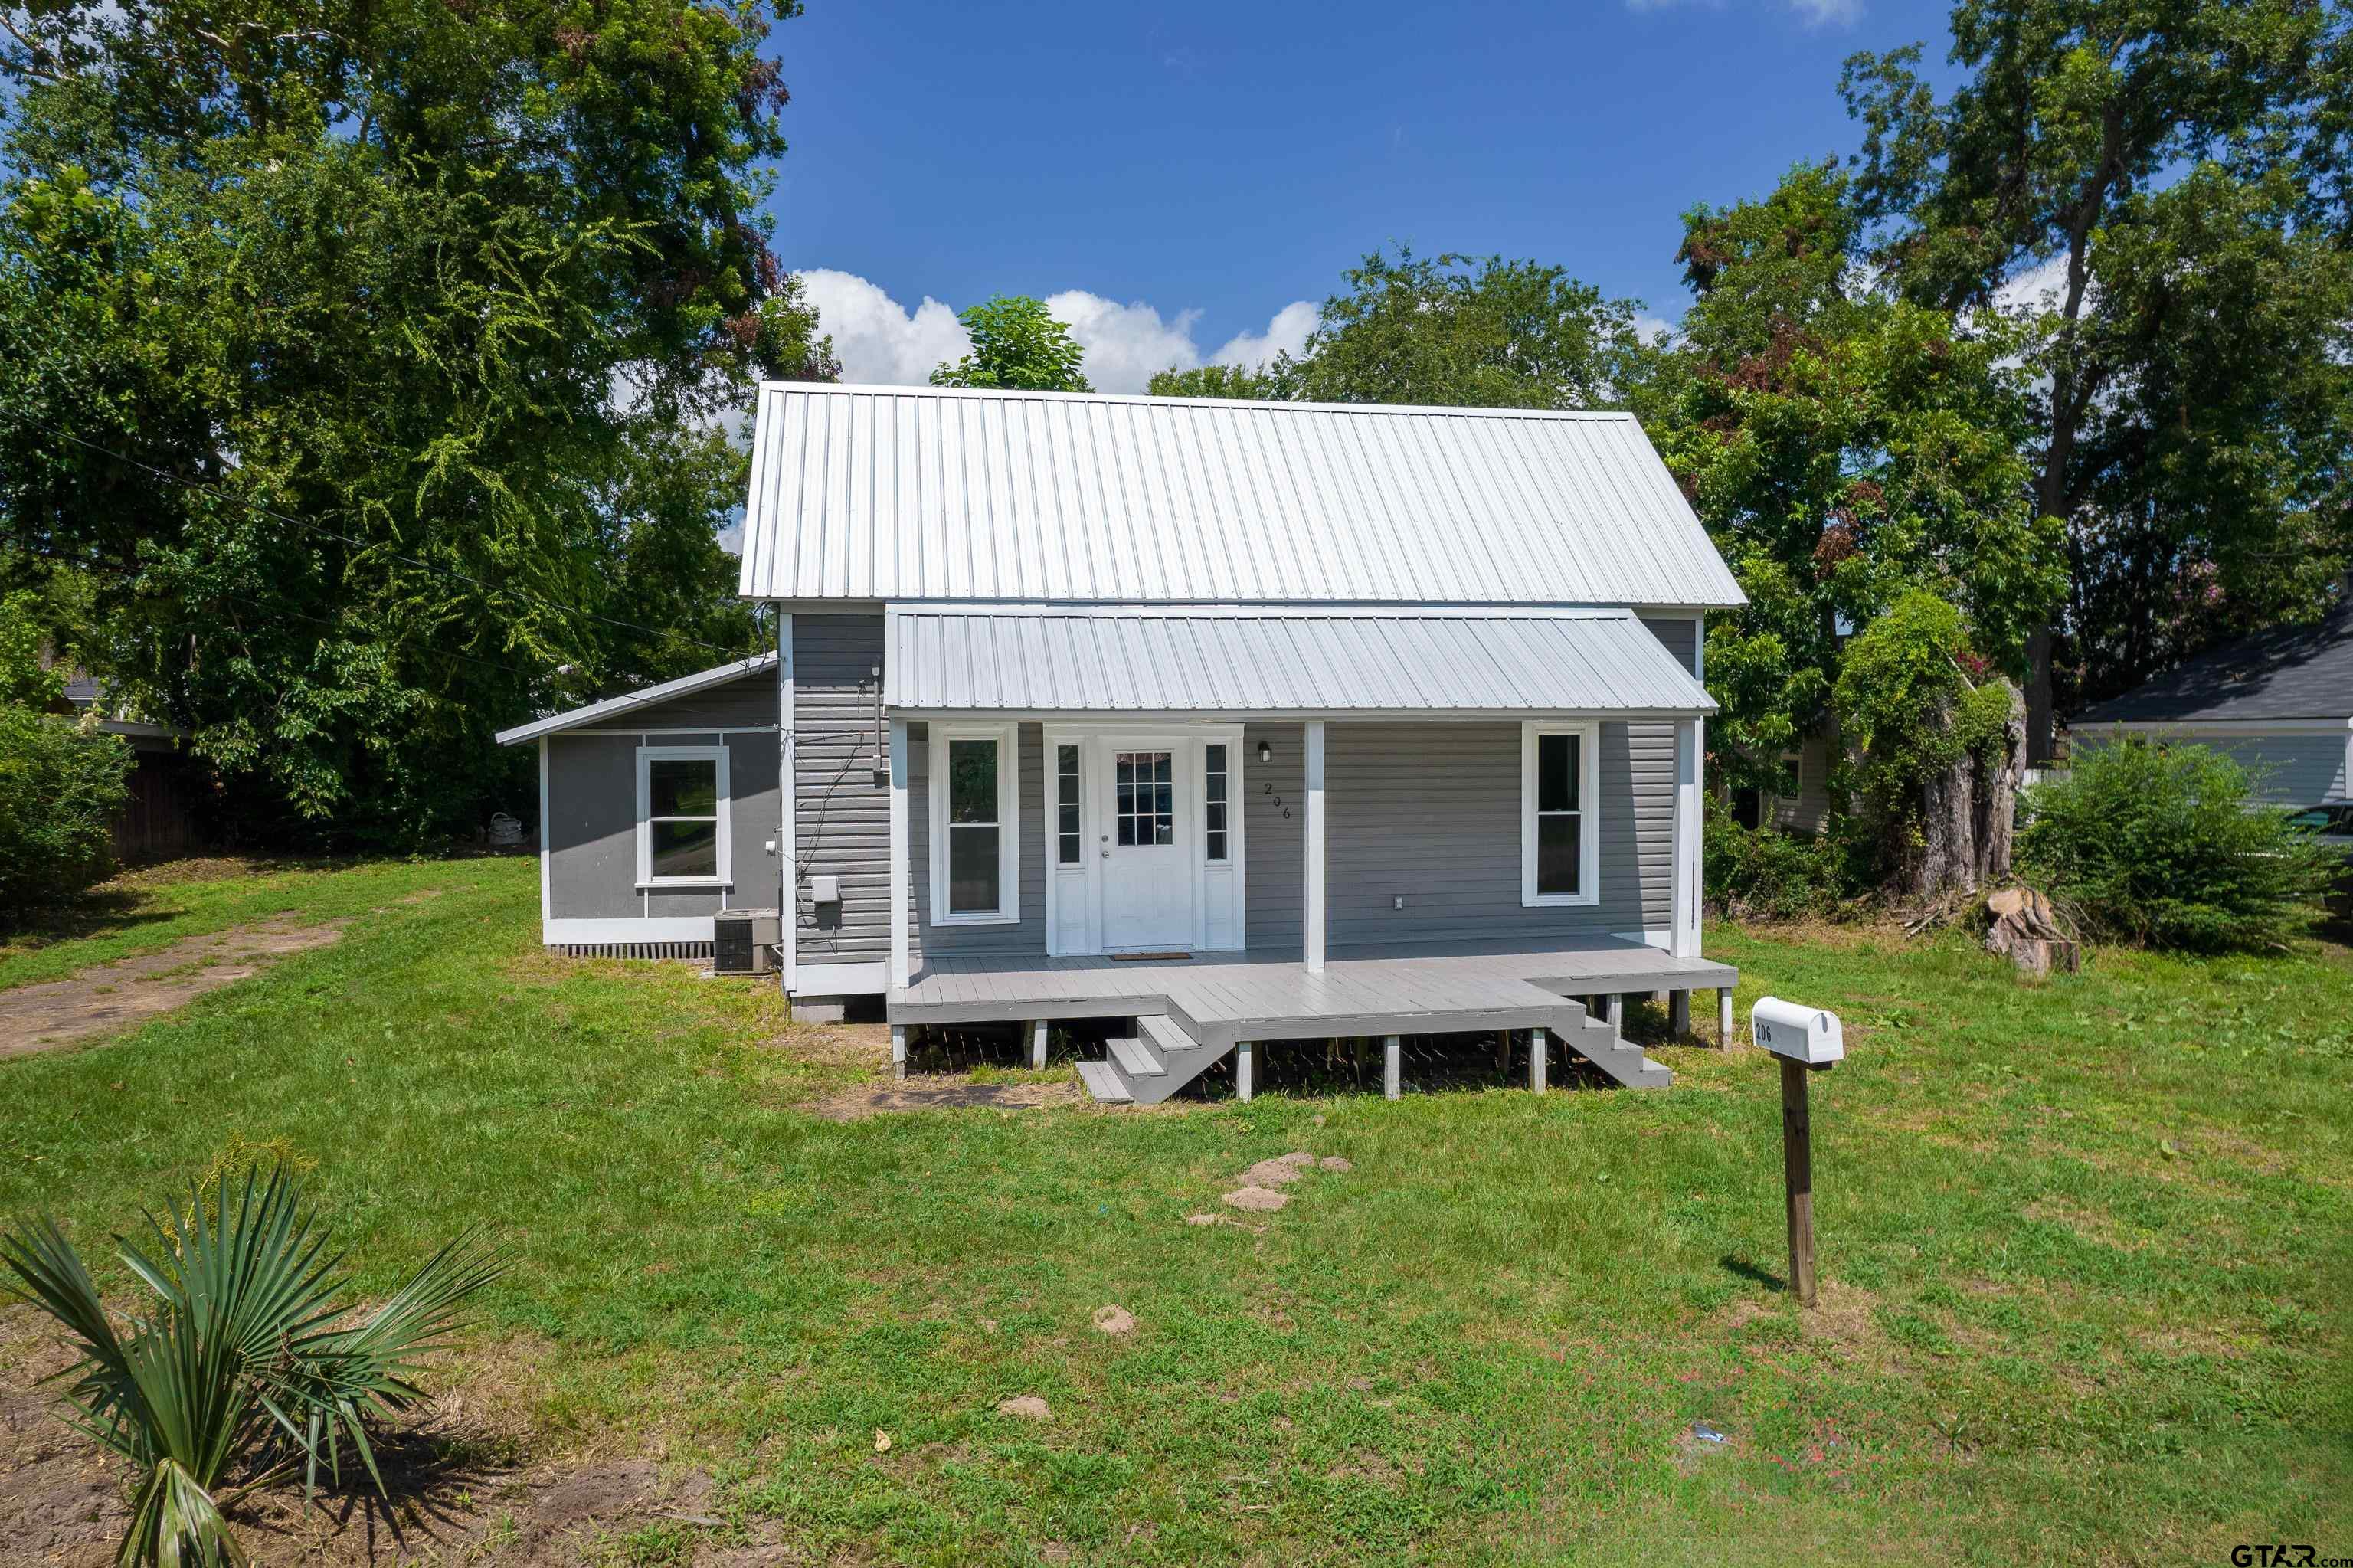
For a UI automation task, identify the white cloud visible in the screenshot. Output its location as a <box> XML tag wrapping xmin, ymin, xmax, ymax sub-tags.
<box><xmin>790</xmin><ymin>272</ymin><xmax>1321</xmax><ymax>394</ymax></box>
<box><xmin>1043</xmin><ymin>290</ymin><xmax>1205</xmax><ymax>394</ymax></box>
<box><xmin>795</xmin><ymin>268</ymin><xmax>971</xmax><ymax>385</ymax></box>
<box><xmin>1992</xmin><ymin>252</ymin><xmax>2076</xmax><ymax>316</ymax></box>
<box><xmin>1212</xmin><ymin>300</ymin><xmax>1319</xmax><ymax>369</ymax></box>
<box><xmin>1634</xmin><ymin>314</ymin><xmax>1678</xmax><ymax>346</ymax></box>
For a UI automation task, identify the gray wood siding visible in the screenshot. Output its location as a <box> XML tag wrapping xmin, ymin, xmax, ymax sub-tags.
<box><xmin>1639</xmin><ymin>615</ymin><xmax>1699</xmax><ymax>676</ymax></box>
<box><xmin>793</xmin><ymin>614</ymin><xmax>890</xmax><ymax>961</ymax></box>
<box><xmin>2073</xmin><ymin>732</ymin><xmax>2351</xmax><ymax>805</ymax></box>
<box><xmin>1245</xmin><ymin>722</ymin><xmax>1305</xmax><ymax>948</ymax></box>
<box><xmin>908</xmin><ymin>721</ymin><xmax>1050</xmax><ymax>961</ymax></box>
<box><xmin>544</xmin><ymin>728</ymin><xmax>780</xmax><ymax>922</ymax></box>
<box><xmin>1323</xmin><ymin>720</ymin><xmax>1668</xmax><ymax>946</ymax></box>
<box><xmin>1772</xmin><ymin>734</ymin><xmax>1837</xmax><ymax>836</ymax></box>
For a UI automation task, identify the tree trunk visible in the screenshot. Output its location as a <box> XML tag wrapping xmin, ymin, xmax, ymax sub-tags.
<box><xmin>1972</xmin><ymin>679</ymin><xmax>2027</xmax><ymax>886</ymax></box>
<box><xmin>2024</xmin><ymin>626</ymin><xmax>2056</xmax><ymax>765</ymax></box>
<box><xmin>1917</xmin><ymin>719</ymin><xmax>1978</xmax><ymax>900</ymax></box>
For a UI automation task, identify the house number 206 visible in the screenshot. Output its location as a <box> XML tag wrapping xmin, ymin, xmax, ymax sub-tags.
<box><xmin>1262</xmin><ymin>781</ymin><xmax>1290</xmax><ymax>818</ymax></box>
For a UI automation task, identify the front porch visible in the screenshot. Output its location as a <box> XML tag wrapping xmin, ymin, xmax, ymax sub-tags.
<box><xmin>888</xmin><ymin>935</ymin><xmax>1736</xmax><ymax>1104</ymax></box>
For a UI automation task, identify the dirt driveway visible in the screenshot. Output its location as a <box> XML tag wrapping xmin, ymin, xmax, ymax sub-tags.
<box><xmin>0</xmin><ymin>919</ymin><xmax>347</xmax><ymax>1059</ymax></box>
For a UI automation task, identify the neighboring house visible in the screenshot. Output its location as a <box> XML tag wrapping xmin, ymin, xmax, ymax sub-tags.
<box><xmin>1727</xmin><ymin>732</ymin><xmax>1836</xmax><ymax>837</ymax></box>
<box><xmin>2066</xmin><ymin>604</ymin><xmax>2353</xmax><ymax>807</ymax></box>
<box><xmin>61</xmin><ymin>675</ymin><xmax>207</xmax><ymax>860</ymax></box>
<box><xmin>498</xmin><ymin>385</ymin><xmax>1746</xmax><ymax>1102</ymax></box>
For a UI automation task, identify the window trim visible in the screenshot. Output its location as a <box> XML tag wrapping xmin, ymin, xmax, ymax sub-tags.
<box><xmin>929</xmin><ymin>721</ymin><xmax>1020</xmax><ymax>926</ymax></box>
<box><xmin>1520</xmin><ymin>721</ymin><xmax>1600</xmax><ymax>908</ymax></box>
<box><xmin>636</xmin><ymin>744</ymin><xmax>731</xmax><ymax>889</ymax></box>
<box><xmin>1203</xmin><ymin>741</ymin><xmax>1232</xmax><ymax>865</ymax></box>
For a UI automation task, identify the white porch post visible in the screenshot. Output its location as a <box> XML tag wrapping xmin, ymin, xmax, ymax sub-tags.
<box><xmin>1236</xmin><ymin>1039</ymin><xmax>1254</xmax><ymax>1102</ymax></box>
<box><xmin>1672</xmin><ymin>715</ymin><xmax>1703</xmax><ymax>959</ymax></box>
<box><xmin>1029</xmin><ymin>1019</ymin><xmax>1048</xmax><ymax>1069</ymax></box>
<box><xmin>1383</xmin><ymin>1035</ymin><xmax>1402</xmax><ymax>1101</ymax></box>
<box><xmin>889</xmin><ymin>718</ymin><xmax>911</xmax><ymax>989</ymax></box>
<box><xmin>1529</xmin><ymin>1026</ymin><xmax>1549</xmax><ymax>1093</ymax></box>
<box><xmin>776</xmin><ymin>609</ymin><xmax>795</xmax><ymax>996</ymax></box>
<box><xmin>1304</xmin><ymin>719</ymin><xmax>1326</xmax><ymax>975</ymax></box>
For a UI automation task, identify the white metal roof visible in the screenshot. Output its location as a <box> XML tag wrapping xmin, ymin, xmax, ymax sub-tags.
<box><xmin>493</xmin><ymin>653</ymin><xmax>775</xmax><ymax>745</ymax></box>
<box><xmin>739</xmin><ymin>383</ymin><xmax>1744</xmax><ymax>609</ymax></box>
<box><xmin>884</xmin><ymin>607</ymin><xmax>1714</xmax><ymax>715</ymax></box>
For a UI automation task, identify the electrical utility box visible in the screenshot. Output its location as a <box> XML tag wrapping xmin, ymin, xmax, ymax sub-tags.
<box><xmin>1750</xmin><ymin>997</ymin><xmax>1844</xmax><ymax>1066</ymax></box>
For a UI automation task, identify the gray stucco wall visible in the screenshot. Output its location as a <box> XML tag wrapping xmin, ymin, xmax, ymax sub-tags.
<box><xmin>793</xmin><ymin>614</ymin><xmax>891</xmax><ymax>962</ymax></box>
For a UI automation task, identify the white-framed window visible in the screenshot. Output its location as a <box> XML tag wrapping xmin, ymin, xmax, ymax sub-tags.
<box><xmin>1055</xmin><ymin>743</ymin><xmax>1082</xmax><ymax>866</ymax></box>
<box><xmin>1521</xmin><ymin>721</ymin><xmax>1599</xmax><ymax>907</ymax></box>
<box><xmin>930</xmin><ymin>722</ymin><xmax>1019</xmax><ymax>924</ymax></box>
<box><xmin>637</xmin><ymin>745</ymin><xmax>730</xmax><ymax>888</ymax></box>
<box><xmin>1203</xmin><ymin>742</ymin><xmax>1231</xmax><ymax>863</ymax></box>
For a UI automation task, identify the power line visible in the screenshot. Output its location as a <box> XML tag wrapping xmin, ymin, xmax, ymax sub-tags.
<box><xmin>41</xmin><ymin>426</ymin><xmax>764</xmax><ymax>663</ymax></box>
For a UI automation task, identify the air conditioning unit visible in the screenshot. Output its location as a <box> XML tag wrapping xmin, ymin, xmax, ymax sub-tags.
<box><xmin>712</xmin><ymin>907</ymin><xmax>780</xmax><ymax>975</ymax></box>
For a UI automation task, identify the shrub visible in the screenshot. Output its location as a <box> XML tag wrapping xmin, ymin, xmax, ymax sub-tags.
<box><xmin>0</xmin><ymin>704</ymin><xmax>133</xmax><ymax>914</ymax></box>
<box><xmin>2018</xmin><ymin>736</ymin><xmax>2337</xmax><ymax>951</ymax></box>
<box><xmin>1703</xmin><ymin>797</ymin><xmax>1870</xmax><ymax>919</ymax></box>
<box><xmin>0</xmin><ymin>1166</ymin><xmax>502</xmax><ymax>1567</ymax></box>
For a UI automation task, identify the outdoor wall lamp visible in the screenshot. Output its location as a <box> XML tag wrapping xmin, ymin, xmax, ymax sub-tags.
<box><xmin>1257</xmin><ymin>740</ymin><xmax>1273</xmax><ymax>764</ymax></box>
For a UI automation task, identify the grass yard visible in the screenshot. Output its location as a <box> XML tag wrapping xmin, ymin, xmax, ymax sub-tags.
<box><xmin>2</xmin><ymin>856</ymin><xmax>2348</xmax><ymax>1566</ymax></box>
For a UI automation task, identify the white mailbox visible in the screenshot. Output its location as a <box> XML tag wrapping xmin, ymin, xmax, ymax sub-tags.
<box><xmin>1751</xmin><ymin>997</ymin><xmax>1844</xmax><ymax>1066</ymax></box>
<box><xmin>809</xmin><ymin>874</ymin><xmax>840</xmax><ymax>905</ymax></box>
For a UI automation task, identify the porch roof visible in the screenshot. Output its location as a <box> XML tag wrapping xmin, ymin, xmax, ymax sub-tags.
<box><xmin>882</xmin><ymin>606</ymin><xmax>1715</xmax><ymax>717</ymax></box>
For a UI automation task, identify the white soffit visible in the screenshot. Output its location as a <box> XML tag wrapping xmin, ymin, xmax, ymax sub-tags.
<box><xmin>739</xmin><ymin>383</ymin><xmax>1745</xmax><ymax>609</ymax></box>
<box><xmin>883</xmin><ymin>607</ymin><xmax>1715</xmax><ymax>715</ymax></box>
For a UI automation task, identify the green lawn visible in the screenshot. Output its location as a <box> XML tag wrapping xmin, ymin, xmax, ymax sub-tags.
<box><xmin>2</xmin><ymin>858</ymin><xmax>2348</xmax><ymax>1565</ymax></box>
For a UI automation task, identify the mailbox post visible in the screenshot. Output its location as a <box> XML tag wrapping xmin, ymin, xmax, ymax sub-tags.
<box><xmin>1750</xmin><ymin>997</ymin><xmax>1843</xmax><ymax>1309</ymax></box>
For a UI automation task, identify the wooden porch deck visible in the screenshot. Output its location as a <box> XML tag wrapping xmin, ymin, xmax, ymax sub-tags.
<box><xmin>889</xmin><ymin>935</ymin><xmax>1737</xmax><ymax>1050</ymax></box>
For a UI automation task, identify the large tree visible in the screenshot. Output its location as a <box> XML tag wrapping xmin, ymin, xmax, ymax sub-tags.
<box><xmin>931</xmin><ymin>296</ymin><xmax>1091</xmax><ymax>392</ymax></box>
<box><xmin>0</xmin><ymin>0</ymin><xmax>834</xmax><ymax>844</ymax></box>
<box><xmin>1842</xmin><ymin>0</ymin><xmax>2353</xmax><ymax>756</ymax></box>
<box><xmin>1146</xmin><ymin>247</ymin><xmax>1645</xmax><ymax>408</ymax></box>
<box><xmin>1637</xmin><ymin>163</ymin><xmax>2065</xmax><ymax>894</ymax></box>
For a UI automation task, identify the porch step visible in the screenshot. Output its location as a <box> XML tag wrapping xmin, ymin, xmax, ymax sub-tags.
<box><xmin>1075</xmin><ymin>1059</ymin><xmax>1131</xmax><ymax>1104</ymax></box>
<box><xmin>1081</xmin><ymin>1012</ymin><xmax>1234</xmax><ymax>1106</ymax></box>
<box><xmin>1108</xmin><ymin>1035</ymin><xmax>1164</xmax><ymax>1079</ymax></box>
<box><xmin>1542</xmin><ymin>998</ymin><xmax>1671</xmax><ymax>1090</ymax></box>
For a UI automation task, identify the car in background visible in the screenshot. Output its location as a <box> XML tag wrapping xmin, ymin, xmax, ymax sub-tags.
<box><xmin>2285</xmin><ymin>803</ymin><xmax>2353</xmax><ymax>917</ymax></box>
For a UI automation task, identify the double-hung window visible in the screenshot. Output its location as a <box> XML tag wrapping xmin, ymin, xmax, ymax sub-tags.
<box><xmin>1520</xmin><ymin>722</ymin><xmax>1599</xmax><ymax>906</ymax></box>
<box><xmin>637</xmin><ymin>745</ymin><xmax>730</xmax><ymax>887</ymax></box>
<box><xmin>930</xmin><ymin>722</ymin><xmax>1019</xmax><ymax>923</ymax></box>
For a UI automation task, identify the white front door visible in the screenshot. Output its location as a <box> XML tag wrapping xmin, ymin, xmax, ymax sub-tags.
<box><xmin>1098</xmin><ymin>741</ymin><xmax>1193</xmax><ymax>950</ymax></box>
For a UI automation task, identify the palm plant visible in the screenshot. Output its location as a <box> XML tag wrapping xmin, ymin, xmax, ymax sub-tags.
<box><xmin>0</xmin><ymin>1165</ymin><xmax>503</xmax><ymax>1566</ymax></box>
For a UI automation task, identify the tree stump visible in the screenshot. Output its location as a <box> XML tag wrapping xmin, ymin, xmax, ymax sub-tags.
<box><xmin>1985</xmin><ymin>887</ymin><xmax>2079</xmax><ymax>975</ymax></box>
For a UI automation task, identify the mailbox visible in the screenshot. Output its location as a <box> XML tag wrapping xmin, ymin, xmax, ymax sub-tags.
<box><xmin>1750</xmin><ymin>997</ymin><xmax>1843</xmax><ymax>1066</ymax></box>
<box><xmin>809</xmin><ymin>874</ymin><xmax>841</xmax><ymax>905</ymax></box>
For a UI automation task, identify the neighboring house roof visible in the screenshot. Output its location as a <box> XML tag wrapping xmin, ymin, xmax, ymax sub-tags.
<box><xmin>885</xmin><ymin>607</ymin><xmax>1715</xmax><ymax>716</ymax></box>
<box><xmin>2072</xmin><ymin>604</ymin><xmax>2353</xmax><ymax>725</ymax></box>
<box><xmin>60</xmin><ymin>673</ymin><xmax>191</xmax><ymax>745</ymax></box>
<box><xmin>493</xmin><ymin>653</ymin><xmax>777</xmax><ymax>746</ymax></box>
<box><xmin>737</xmin><ymin>383</ymin><xmax>1745</xmax><ymax>610</ymax></box>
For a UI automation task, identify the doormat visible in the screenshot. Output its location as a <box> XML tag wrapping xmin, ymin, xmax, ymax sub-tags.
<box><xmin>1110</xmin><ymin>951</ymin><xmax>1191</xmax><ymax>961</ymax></box>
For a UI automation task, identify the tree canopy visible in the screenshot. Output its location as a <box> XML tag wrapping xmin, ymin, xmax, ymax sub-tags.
<box><xmin>931</xmin><ymin>296</ymin><xmax>1091</xmax><ymax>392</ymax></box>
<box><xmin>1842</xmin><ymin>0</ymin><xmax>2353</xmax><ymax>753</ymax></box>
<box><xmin>0</xmin><ymin>0</ymin><xmax>833</xmax><ymax>844</ymax></box>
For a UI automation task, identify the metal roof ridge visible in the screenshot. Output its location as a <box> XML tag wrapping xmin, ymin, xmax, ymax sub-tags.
<box><xmin>759</xmin><ymin>381</ymin><xmax>1643</xmax><ymax>422</ymax></box>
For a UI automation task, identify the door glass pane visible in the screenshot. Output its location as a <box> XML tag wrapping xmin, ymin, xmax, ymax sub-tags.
<box><xmin>1056</xmin><ymin>745</ymin><xmax>1080</xmax><ymax>865</ymax></box>
<box><xmin>1537</xmin><ymin>813</ymin><xmax>1581</xmax><ymax>897</ymax></box>
<box><xmin>650</xmin><ymin>819</ymin><xmax>718</xmax><ymax>879</ymax></box>
<box><xmin>1537</xmin><ymin>733</ymin><xmax>1577</xmax><ymax>813</ymax></box>
<box><xmin>1205</xmin><ymin>744</ymin><xmax>1228</xmax><ymax>863</ymax></box>
<box><xmin>948</xmin><ymin>823</ymin><xmax>1000</xmax><ymax>912</ymax></box>
<box><xmin>1116</xmin><ymin>751</ymin><xmax>1174</xmax><ymax>849</ymax></box>
<box><xmin>948</xmin><ymin>739</ymin><xmax>997</xmax><ymax>824</ymax></box>
<box><xmin>649</xmin><ymin>758</ymin><xmax>717</xmax><ymax>817</ymax></box>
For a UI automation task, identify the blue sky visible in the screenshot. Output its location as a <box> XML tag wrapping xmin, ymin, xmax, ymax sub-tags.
<box><xmin>766</xmin><ymin>0</ymin><xmax>1962</xmax><ymax>391</ymax></box>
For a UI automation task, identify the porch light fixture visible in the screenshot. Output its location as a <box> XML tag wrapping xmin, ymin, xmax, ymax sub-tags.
<box><xmin>1257</xmin><ymin>740</ymin><xmax>1272</xmax><ymax>764</ymax></box>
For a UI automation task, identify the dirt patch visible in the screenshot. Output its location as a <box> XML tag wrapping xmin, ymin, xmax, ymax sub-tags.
<box><xmin>0</xmin><ymin>1308</ymin><xmax>751</xmax><ymax>1568</ymax></box>
<box><xmin>810</xmin><ymin>1077</ymin><xmax>1086</xmax><ymax>1120</ymax></box>
<box><xmin>1716</xmin><ymin>1279</ymin><xmax>1888</xmax><ymax>1362</ymax></box>
<box><xmin>1091</xmin><ymin>1305</ymin><xmax>1137</xmax><ymax>1337</ymax></box>
<box><xmin>1221</xmin><ymin>1185</ymin><xmax>1290</xmax><ymax>1213</ymax></box>
<box><xmin>0</xmin><ymin>919</ymin><xmax>348</xmax><ymax>1059</ymax></box>
<box><xmin>1243</xmin><ymin>1151</ymin><xmax>1316</xmax><ymax>1187</ymax></box>
<box><xmin>997</xmin><ymin>1396</ymin><xmax>1052</xmax><ymax>1421</ymax></box>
